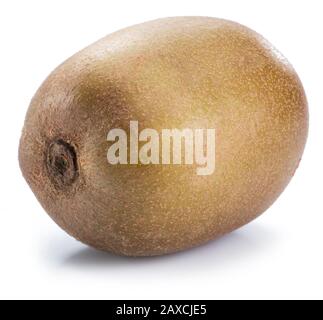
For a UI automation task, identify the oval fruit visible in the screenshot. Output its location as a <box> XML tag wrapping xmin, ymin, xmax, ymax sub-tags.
<box><xmin>19</xmin><ymin>17</ymin><xmax>308</xmax><ymax>256</ymax></box>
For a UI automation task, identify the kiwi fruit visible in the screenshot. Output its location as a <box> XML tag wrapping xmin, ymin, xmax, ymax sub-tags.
<box><xmin>19</xmin><ymin>17</ymin><xmax>308</xmax><ymax>256</ymax></box>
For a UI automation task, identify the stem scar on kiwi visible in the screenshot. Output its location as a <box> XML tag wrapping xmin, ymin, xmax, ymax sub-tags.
<box><xmin>46</xmin><ymin>139</ymin><xmax>79</xmax><ymax>189</ymax></box>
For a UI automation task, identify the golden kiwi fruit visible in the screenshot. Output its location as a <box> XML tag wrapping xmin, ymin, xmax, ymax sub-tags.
<box><xmin>19</xmin><ymin>17</ymin><xmax>308</xmax><ymax>256</ymax></box>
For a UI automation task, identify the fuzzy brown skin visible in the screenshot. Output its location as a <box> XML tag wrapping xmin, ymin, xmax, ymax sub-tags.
<box><xmin>19</xmin><ymin>17</ymin><xmax>308</xmax><ymax>256</ymax></box>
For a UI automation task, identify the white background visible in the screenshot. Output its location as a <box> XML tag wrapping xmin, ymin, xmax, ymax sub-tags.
<box><xmin>0</xmin><ymin>0</ymin><xmax>322</xmax><ymax>300</ymax></box>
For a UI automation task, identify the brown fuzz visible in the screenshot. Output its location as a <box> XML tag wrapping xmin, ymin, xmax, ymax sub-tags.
<box><xmin>19</xmin><ymin>17</ymin><xmax>308</xmax><ymax>256</ymax></box>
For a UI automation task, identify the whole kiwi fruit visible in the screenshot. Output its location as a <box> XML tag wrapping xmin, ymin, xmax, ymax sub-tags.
<box><xmin>19</xmin><ymin>17</ymin><xmax>308</xmax><ymax>256</ymax></box>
